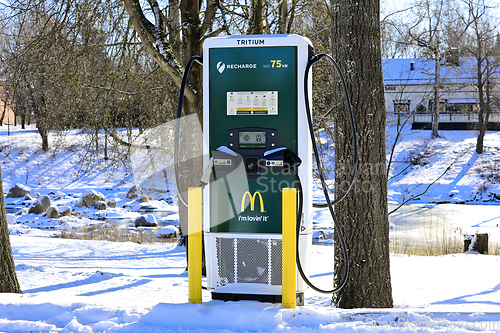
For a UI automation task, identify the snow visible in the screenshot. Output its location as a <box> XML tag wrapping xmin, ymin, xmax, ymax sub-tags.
<box><xmin>13</xmin><ymin>183</ymin><xmax>30</xmax><ymax>192</ymax></box>
<box><xmin>2</xmin><ymin>237</ymin><xmax>500</xmax><ymax>332</ymax></box>
<box><xmin>156</xmin><ymin>225</ymin><xmax>178</xmax><ymax>237</ymax></box>
<box><xmin>2</xmin><ymin>124</ymin><xmax>500</xmax><ymax>332</ymax></box>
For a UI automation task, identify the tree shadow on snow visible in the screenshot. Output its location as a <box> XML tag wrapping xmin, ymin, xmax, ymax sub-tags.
<box><xmin>78</xmin><ymin>279</ymin><xmax>151</xmax><ymax>296</ymax></box>
<box><xmin>23</xmin><ymin>271</ymin><xmax>120</xmax><ymax>293</ymax></box>
<box><xmin>430</xmin><ymin>282</ymin><xmax>500</xmax><ymax>306</ymax></box>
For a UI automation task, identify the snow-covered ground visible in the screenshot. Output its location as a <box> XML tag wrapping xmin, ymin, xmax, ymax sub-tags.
<box><xmin>2</xmin><ymin>124</ymin><xmax>500</xmax><ymax>332</ymax></box>
<box><xmin>2</xmin><ymin>236</ymin><xmax>500</xmax><ymax>332</ymax></box>
<box><xmin>386</xmin><ymin>124</ymin><xmax>500</xmax><ymax>205</ymax></box>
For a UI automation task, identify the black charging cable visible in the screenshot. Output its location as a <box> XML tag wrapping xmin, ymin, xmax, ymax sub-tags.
<box><xmin>174</xmin><ymin>55</ymin><xmax>208</xmax><ymax>290</ymax></box>
<box><xmin>174</xmin><ymin>55</ymin><xmax>203</xmax><ymax>207</ymax></box>
<box><xmin>294</xmin><ymin>54</ymin><xmax>357</xmax><ymax>295</ymax></box>
<box><xmin>307</xmin><ymin>54</ymin><xmax>358</xmax><ymax>207</ymax></box>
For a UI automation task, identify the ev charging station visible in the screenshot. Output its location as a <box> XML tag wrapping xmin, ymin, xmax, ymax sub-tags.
<box><xmin>202</xmin><ymin>35</ymin><xmax>313</xmax><ymax>304</ymax></box>
<box><xmin>178</xmin><ymin>33</ymin><xmax>355</xmax><ymax>307</ymax></box>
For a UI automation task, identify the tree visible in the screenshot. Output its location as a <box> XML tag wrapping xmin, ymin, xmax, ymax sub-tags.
<box><xmin>121</xmin><ymin>0</ymin><xmax>304</xmax><ymax>242</ymax></box>
<box><xmin>384</xmin><ymin>0</ymin><xmax>475</xmax><ymax>137</ymax></box>
<box><xmin>0</xmin><ymin>0</ymin><xmax>174</xmax><ymax>159</ymax></box>
<box><xmin>458</xmin><ymin>0</ymin><xmax>499</xmax><ymax>154</ymax></box>
<box><xmin>329</xmin><ymin>0</ymin><xmax>393</xmax><ymax>308</ymax></box>
<box><xmin>408</xmin><ymin>0</ymin><xmax>462</xmax><ymax>137</ymax></box>
<box><xmin>122</xmin><ymin>0</ymin><xmax>217</xmax><ymax>245</ymax></box>
<box><xmin>0</xmin><ymin>0</ymin><xmax>77</xmax><ymax>151</ymax></box>
<box><xmin>0</xmin><ymin>167</ymin><xmax>22</xmax><ymax>294</ymax></box>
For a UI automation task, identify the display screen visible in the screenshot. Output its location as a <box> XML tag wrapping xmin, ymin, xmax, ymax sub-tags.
<box><xmin>239</xmin><ymin>131</ymin><xmax>266</xmax><ymax>148</ymax></box>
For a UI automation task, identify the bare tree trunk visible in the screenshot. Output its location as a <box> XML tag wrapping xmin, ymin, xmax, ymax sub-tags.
<box><xmin>278</xmin><ymin>0</ymin><xmax>288</xmax><ymax>34</ymax></box>
<box><xmin>177</xmin><ymin>0</ymin><xmax>205</xmax><ymax>274</ymax></box>
<box><xmin>37</xmin><ymin>118</ymin><xmax>49</xmax><ymax>151</ymax></box>
<box><xmin>26</xmin><ymin>102</ymin><xmax>31</xmax><ymax>126</ymax></box>
<box><xmin>21</xmin><ymin>106</ymin><xmax>26</xmax><ymax>130</ymax></box>
<box><xmin>0</xmin><ymin>103</ymin><xmax>5</xmax><ymax>126</ymax></box>
<box><xmin>247</xmin><ymin>0</ymin><xmax>263</xmax><ymax>34</ymax></box>
<box><xmin>0</xmin><ymin>167</ymin><xmax>23</xmax><ymax>294</ymax></box>
<box><xmin>168</xmin><ymin>0</ymin><xmax>180</xmax><ymax>55</ymax></box>
<box><xmin>95</xmin><ymin>122</ymin><xmax>99</xmax><ymax>155</ymax></box>
<box><xmin>476</xmin><ymin>60</ymin><xmax>486</xmax><ymax>154</ymax></box>
<box><xmin>104</xmin><ymin>120</ymin><xmax>108</xmax><ymax>160</ymax></box>
<box><xmin>330</xmin><ymin>0</ymin><xmax>393</xmax><ymax>308</ymax></box>
<box><xmin>38</xmin><ymin>94</ymin><xmax>49</xmax><ymax>151</ymax></box>
<box><xmin>476</xmin><ymin>55</ymin><xmax>492</xmax><ymax>154</ymax></box>
<box><xmin>432</xmin><ymin>52</ymin><xmax>441</xmax><ymax>137</ymax></box>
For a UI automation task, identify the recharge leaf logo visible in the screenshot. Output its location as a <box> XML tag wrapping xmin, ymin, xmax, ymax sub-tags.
<box><xmin>217</xmin><ymin>62</ymin><xmax>226</xmax><ymax>73</ymax></box>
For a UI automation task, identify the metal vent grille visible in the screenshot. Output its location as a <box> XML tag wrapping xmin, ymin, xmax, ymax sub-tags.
<box><xmin>216</xmin><ymin>237</ymin><xmax>282</xmax><ymax>286</ymax></box>
<box><xmin>270</xmin><ymin>239</ymin><xmax>283</xmax><ymax>286</ymax></box>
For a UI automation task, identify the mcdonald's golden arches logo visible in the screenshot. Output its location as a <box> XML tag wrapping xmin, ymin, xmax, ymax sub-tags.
<box><xmin>241</xmin><ymin>191</ymin><xmax>264</xmax><ymax>213</ymax></box>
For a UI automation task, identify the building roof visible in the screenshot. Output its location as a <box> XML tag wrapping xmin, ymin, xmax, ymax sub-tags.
<box><xmin>382</xmin><ymin>57</ymin><xmax>497</xmax><ymax>86</ymax></box>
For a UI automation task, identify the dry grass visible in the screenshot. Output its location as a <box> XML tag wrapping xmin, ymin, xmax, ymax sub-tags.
<box><xmin>58</xmin><ymin>223</ymin><xmax>177</xmax><ymax>245</ymax></box>
<box><xmin>391</xmin><ymin>225</ymin><xmax>500</xmax><ymax>256</ymax></box>
<box><xmin>58</xmin><ymin>218</ymin><xmax>500</xmax><ymax>256</ymax></box>
<box><xmin>488</xmin><ymin>241</ymin><xmax>500</xmax><ymax>255</ymax></box>
<box><xmin>390</xmin><ymin>227</ymin><xmax>464</xmax><ymax>256</ymax></box>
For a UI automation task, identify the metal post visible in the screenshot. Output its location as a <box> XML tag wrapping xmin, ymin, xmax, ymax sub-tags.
<box><xmin>188</xmin><ymin>187</ymin><xmax>203</xmax><ymax>304</ymax></box>
<box><xmin>282</xmin><ymin>188</ymin><xmax>296</xmax><ymax>309</ymax></box>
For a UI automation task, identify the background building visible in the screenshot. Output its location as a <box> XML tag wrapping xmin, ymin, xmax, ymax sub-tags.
<box><xmin>0</xmin><ymin>84</ymin><xmax>15</xmax><ymax>125</ymax></box>
<box><xmin>383</xmin><ymin>58</ymin><xmax>500</xmax><ymax>130</ymax></box>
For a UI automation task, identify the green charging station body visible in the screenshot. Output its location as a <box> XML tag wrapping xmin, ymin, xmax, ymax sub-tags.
<box><xmin>203</xmin><ymin>35</ymin><xmax>313</xmax><ymax>303</ymax></box>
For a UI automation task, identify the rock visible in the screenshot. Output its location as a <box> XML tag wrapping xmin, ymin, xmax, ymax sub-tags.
<box><xmin>49</xmin><ymin>191</ymin><xmax>65</xmax><ymax>200</ymax></box>
<box><xmin>94</xmin><ymin>201</ymin><xmax>107</xmax><ymax>210</ymax></box>
<box><xmin>134</xmin><ymin>214</ymin><xmax>157</xmax><ymax>227</ymax></box>
<box><xmin>29</xmin><ymin>203</ymin><xmax>44</xmax><ymax>215</ymax></box>
<box><xmin>6</xmin><ymin>214</ymin><xmax>16</xmax><ymax>225</ymax></box>
<box><xmin>59</xmin><ymin>206</ymin><xmax>72</xmax><ymax>216</ymax></box>
<box><xmin>135</xmin><ymin>195</ymin><xmax>149</xmax><ymax>203</ymax></box>
<box><xmin>46</xmin><ymin>206</ymin><xmax>60</xmax><ymax>219</ymax></box>
<box><xmin>77</xmin><ymin>189</ymin><xmax>106</xmax><ymax>207</ymax></box>
<box><xmin>6</xmin><ymin>184</ymin><xmax>31</xmax><ymax>198</ymax></box>
<box><xmin>23</xmin><ymin>194</ymin><xmax>33</xmax><ymax>201</ymax></box>
<box><xmin>16</xmin><ymin>208</ymin><xmax>29</xmax><ymax>215</ymax></box>
<box><xmin>107</xmin><ymin>199</ymin><xmax>117</xmax><ymax>208</ymax></box>
<box><xmin>33</xmin><ymin>192</ymin><xmax>41</xmax><ymax>198</ymax></box>
<box><xmin>28</xmin><ymin>195</ymin><xmax>51</xmax><ymax>214</ymax></box>
<box><xmin>156</xmin><ymin>226</ymin><xmax>179</xmax><ymax>239</ymax></box>
<box><xmin>126</xmin><ymin>185</ymin><xmax>141</xmax><ymax>199</ymax></box>
<box><xmin>39</xmin><ymin>195</ymin><xmax>51</xmax><ymax>210</ymax></box>
<box><xmin>8</xmin><ymin>224</ymin><xmax>31</xmax><ymax>236</ymax></box>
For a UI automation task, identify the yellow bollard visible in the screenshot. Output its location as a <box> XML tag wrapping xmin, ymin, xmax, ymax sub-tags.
<box><xmin>188</xmin><ymin>187</ymin><xmax>203</xmax><ymax>304</ymax></box>
<box><xmin>282</xmin><ymin>188</ymin><xmax>296</xmax><ymax>309</ymax></box>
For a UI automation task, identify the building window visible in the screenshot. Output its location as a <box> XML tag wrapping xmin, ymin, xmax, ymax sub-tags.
<box><xmin>428</xmin><ymin>99</ymin><xmax>447</xmax><ymax>113</ymax></box>
<box><xmin>393</xmin><ymin>100</ymin><xmax>410</xmax><ymax>113</ymax></box>
<box><xmin>416</xmin><ymin>104</ymin><xmax>427</xmax><ymax>113</ymax></box>
<box><xmin>445</xmin><ymin>99</ymin><xmax>477</xmax><ymax>113</ymax></box>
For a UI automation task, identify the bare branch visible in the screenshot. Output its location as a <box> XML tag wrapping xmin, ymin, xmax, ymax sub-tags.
<box><xmin>389</xmin><ymin>149</ymin><xmax>469</xmax><ymax>215</ymax></box>
<box><xmin>123</xmin><ymin>0</ymin><xmax>197</xmax><ymax>103</ymax></box>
